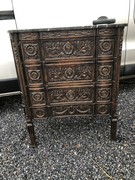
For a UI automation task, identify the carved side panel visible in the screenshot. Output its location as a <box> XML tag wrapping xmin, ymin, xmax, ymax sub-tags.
<box><xmin>45</xmin><ymin>63</ymin><xmax>94</xmax><ymax>83</ymax></box>
<box><xmin>31</xmin><ymin>107</ymin><xmax>47</xmax><ymax>119</ymax></box>
<box><xmin>96</xmin><ymin>62</ymin><xmax>113</xmax><ymax>81</ymax></box>
<box><xmin>29</xmin><ymin>88</ymin><xmax>46</xmax><ymax>106</ymax></box>
<box><xmin>43</xmin><ymin>38</ymin><xmax>95</xmax><ymax>59</ymax></box>
<box><xmin>24</xmin><ymin>65</ymin><xmax>43</xmax><ymax>85</ymax></box>
<box><xmin>52</xmin><ymin>104</ymin><xmax>93</xmax><ymax>116</ymax></box>
<box><xmin>96</xmin><ymin>86</ymin><xmax>112</xmax><ymax>102</ymax></box>
<box><xmin>95</xmin><ymin>104</ymin><xmax>111</xmax><ymax>115</ymax></box>
<box><xmin>21</xmin><ymin>42</ymin><xmax>40</xmax><ymax>60</ymax></box>
<box><xmin>96</xmin><ymin>38</ymin><xmax>114</xmax><ymax>57</ymax></box>
<box><xmin>48</xmin><ymin>86</ymin><xmax>94</xmax><ymax>104</ymax></box>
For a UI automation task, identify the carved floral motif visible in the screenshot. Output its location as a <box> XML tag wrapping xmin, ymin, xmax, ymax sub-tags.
<box><xmin>49</xmin><ymin>87</ymin><xmax>94</xmax><ymax>103</ymax></box>
<box><xmin>44</xmin><ymin>39</ymin><xmax>94</xmax><ymax>58</ymax></box>
<box><xmin>97</xmin><ymin>88</ymin><xmax>111</xmax><ymax>101</ymax></box>
<box><xmin>97</xmin><ymin>65</ymin><xmax>112</xmax><ymax>80</ymax></box>
<box><xmin>47</xmin><ymin>64</ymin><xmax>93</xmax><ymax>82</ymax></box>
<box><xmin>23</xmin><ymin>43</ymin><xmax>39</xmax><ymax>59</ymax></box>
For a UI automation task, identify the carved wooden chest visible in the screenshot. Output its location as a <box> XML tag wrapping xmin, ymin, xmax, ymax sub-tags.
<box><xmin>9</xmin><ymin>24</ymin><xmax>127</xmax><ymax>146</ymax></box>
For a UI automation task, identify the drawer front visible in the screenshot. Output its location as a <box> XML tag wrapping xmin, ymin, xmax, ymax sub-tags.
<box><xmin>45</xmin><ymin>62</ymin><xmax>94</xmax><ymax>83</ymax></box>
<box><xmin>51</xmin><ymin>104</ymin><xmax>94</xmax><ymax>117</ymax></box>
<box><xmin>48</xmin><ymin>85</ymin><xmax>94</xmax><ymax>105</ymax></box>
<box><xmin>42</xmin><ymin>38</ymin><xmax>95</xmax><ymax>60</ymax></box>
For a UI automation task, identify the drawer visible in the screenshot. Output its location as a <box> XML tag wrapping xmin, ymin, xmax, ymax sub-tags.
<box><xmin>47</xmin><ymin>84</ymin><xmax>94</xmax><ymax>105</ymax></box>
<box><xmin>24</xmin><ymin>64</ymin><xmax>43</xmax><ymax>86</ymax></box>
<box><xmin>28</xmin><ymin>87</ymin><xmax>46</xmax><ymax>106</ymax></box>
<box><xmin>31</xmin><ymin>106</ymin><xmax>47</xmax><ymax>119</ymax></box>
<box><xmin>42</xmin><ymin>37</ymin><xmax>95</xmax><ymax>60</ymax></box>
<box><xmin>44</xmin><ymin>61</ymin><xmax>94</xmax><ymax>84</ymax></box>
<box><xmin>51</xmin><ymin>103</ymin><xmax>94</xmax><ymax>117</ymax></box>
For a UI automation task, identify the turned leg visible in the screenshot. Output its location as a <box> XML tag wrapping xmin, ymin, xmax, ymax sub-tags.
<box><xmin>27</xmin><ymin>122</ymin><xmax>37</xmax><ymax>147</ymax></box>
<box><xmin>111</xmin><ymin>114</ymin><xmax>117</xmax><ymax>141</ymax></box>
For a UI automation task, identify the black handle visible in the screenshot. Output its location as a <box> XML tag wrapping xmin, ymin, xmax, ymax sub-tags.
<box><xmin>93</xmin><ymin>16</ymin><xmax>116</xmax><ymax>25</ymax></box>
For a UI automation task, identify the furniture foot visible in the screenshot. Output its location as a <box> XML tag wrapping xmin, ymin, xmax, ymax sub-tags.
<box><xmin>27</xmin><ymin>122</ymin><xmax>37</xmax><ymax>147</ymax></box>
<box><xmin>111</xmin><ymin>115</ymin><xmax>117</xmax><ymax>141</ymax></box>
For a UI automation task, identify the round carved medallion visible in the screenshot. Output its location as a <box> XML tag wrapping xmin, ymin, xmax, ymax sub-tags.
<box><xmin>99</xmin><ymin>89</ymin><xmax>109</xmax><ymax>99</ymax></box>
<box><xmin>98</xmin><ymin>105</ymin><xmax>108</xmax><ymax>114</ymax></box>
<box><xmin>29</xmin><ymin>70</ymin><xmax>40</xmax><ymax>80</ymax></box>
<box><xmin>66</xmin><ymin>90</ymin><xmax>75</xmax><ymax>100</ymax></box>
<box><xmin>99</xmin><ymin>41</ymin><xmax>112</xmax><ymax>52</ymax></box>
<box><xmin>100</xmin><ymin>66</ymin><xmax>110</xmax><ymax>77</ymax></box>
<box><xmin>69</xmin><ymin>106</ymin><xmax>75</xmax><ymax>115</ymax></box>
<box><xmin>63</xmin><ymin>41</ymin><xmax>74</xmax><ymax>55</ymax></box>
<box><xmin>35</xmin><ymin>109</ymin><xmax>45</xmax><ymax>118</ymax></box>
<box><xmin>24</xmin><ymin>44</ymin><xmax>37</xmax><ymax>56</ymax></box>
<box><xmin>65</xmin><ymin>67</ymin><xmax>75</xmax><ymax>79</ymax></box>
<box><xmin>32</xmin><ymin>93</ymin><xmax>43</xmax><ymax>102</ymax></box>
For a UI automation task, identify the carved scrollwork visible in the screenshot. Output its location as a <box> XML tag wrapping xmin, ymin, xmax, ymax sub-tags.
<box><xmin>49</xmin><ymin>87</ymin><xmax>94</xmax><ymax>103</ymax></box>
<box><xmin>52</xmin><ymin>104</ymin><xmax>93</xmax><ymax>116</ymax></box>
<box><xmin>44</xmin><ymin>39</ymin><xmax>94</xmax><ymax>58</ymax></box>
<box><xmin>47</xmin><ymin>64</ymin><xmax>93</xmax><ymax>82</ymax></box>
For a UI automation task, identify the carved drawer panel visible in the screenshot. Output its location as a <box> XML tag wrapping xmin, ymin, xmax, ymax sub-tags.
<box><xmin>95</xmin><ymin>103</ymin><xmax>112</xmax><ymax>115</ymax></box>
<box><xmin>96</xmin><ymin>38</ymin><xmax>115</xmax><ymax>58</ymax></box>
<box><xmin>51</xmin><ymin>104</ymin><xmax>94</xmax><ymax>117</ymax></box>
<box><xmin>42</xmin><ymin>38</ymin><xmax>95</xmax><ymax>60</ymax></box>
<box><xmin>31</xmin><ymin>107</ymin><xmax>47</xmax><ymax>119</ymax></box>
<box><xmin>96</xmin><ymin>85</ymin><xmax>112</xmax><ymax>102</ymax></box>
<box><xmin>24</xmin><ymin>64</ymin><xmax>43</xmax><ymax>86</ymax></box>
<box><xmin>48</xmin><ymin>85</ymin><xmax>94</xmax><ymax>105</ymax></box>
<box><xmin>96</xmin><ymin>62</ymin><xmax>114</xmax><ymax>81</ymax></box>
<box><xmin>45</xmin><ymin>62</ymin><xmax>94</xmax><ymax>83</ymax></box>
<box><xmin>28</xmin><ymin>87</ymin><xmax>46</xmax><ymax>106</ymax></box>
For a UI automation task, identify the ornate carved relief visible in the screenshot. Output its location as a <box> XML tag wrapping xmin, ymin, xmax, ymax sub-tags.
<box><xmin>97</xmin><ymin>88</ymin><xmax>111</xmax><ymax>101</ymax></box>
<box><xmin>40</xmin><ymin>29</ymin><xmax>94</xmax><ymax>39</ymax></box>
<box><xmin>49</xmin><ymin>87</ymin><xmax>94</xmax><ymax>104</ymax></box>
<box><xmin>22</xmin><ymin>43</ymin><xmax>39</xmax><ymax>59</ymax></box>
<box><xmin>47</xmin><ymin>64</ymin><xmax>94</xmax><ymax>82</ymax></box>
<box><xmin>97</xmin><ymin>104</ymin><xmax>110</xmax><ymax>115</ymax></box>
<box><xmin>98</xmin><ymin>28</ymin><xmax>115</xmax><ymax>36</ymax></box>
<box><xmin>97</xmin><ymin>39</ymin><xmax>114</xmax><ymax>57</ymax></box>
<box><xmin>19</xmin><ymin>33</ymin><xmax>38</xmax><ymax>40</ymax></box>
<box><xmin>35</xmin><ymin>109</ymin><xmax>45</xmax><ymax>118</ymax></box>
<box><xmin>44</xmin><ymin>39</ymin><xmax>94</xmax><ymax>58</ymax></box>
<box><xmin>97</xmin><ymin>64</ymin><xmax>112</xmax><ymax>80</ymax></box>
<box><xmin>52</xmin><ymin>104</ymin><xmax>93</xmax><ymax>116</ymax></box>
<box><xmin>28</xmin><ymin>70</ymin><xmax>41</xmax><ymax>80</ymax></box>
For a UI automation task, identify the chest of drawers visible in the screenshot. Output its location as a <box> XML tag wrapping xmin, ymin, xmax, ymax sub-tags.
<box><xmin>9</xmin><ymin>24</ymin><xmax>127</xmax><ymax>146</ymax></box>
